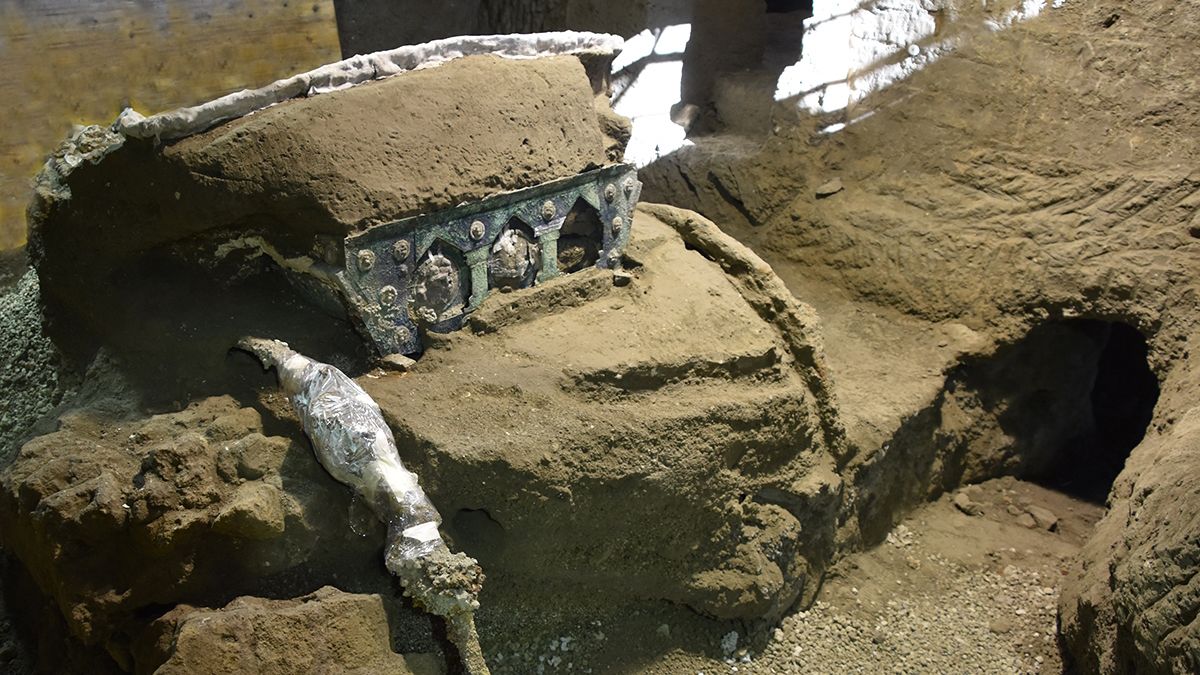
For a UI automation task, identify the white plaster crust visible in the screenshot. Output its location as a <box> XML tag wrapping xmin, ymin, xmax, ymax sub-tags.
<box><xmin>116</xmin><ymin>31</ymin><xmax>624</xmax><ymax>141</ymax></box>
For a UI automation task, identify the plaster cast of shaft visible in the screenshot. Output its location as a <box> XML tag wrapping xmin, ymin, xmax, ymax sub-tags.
<box><xmin>237</xmin><ymin>337</ymin><xmax>490</xmax><ymax>675</ymax></box>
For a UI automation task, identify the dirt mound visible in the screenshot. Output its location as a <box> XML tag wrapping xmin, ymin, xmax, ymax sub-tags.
<box><xmin>647</xmin><ymin>1</ymin><xmax>1199</xmax><ymax>341</ymax></box>
<box><xmin>27</xmin><ymin>53</ymin><xmax>624</xmax><ymax>406</ymax></box>
<box><xmin>360</xmin><ymin>209</ymin><xmax>842</xmax><ymax>623</ymax></box>
<box><xmin>7</xmin><ymin>3</ymin><xmax>1200</xmax><ymax>671</ymax></box>
<box><xmin>641</xmin><ymin>1</ymin><xmax>1200</xmax><ymax>671</ymax></box>
<box><xmin>0</xmin><ymin>207</ymin><xmax>845</xmax><ymax>672</ymax></box>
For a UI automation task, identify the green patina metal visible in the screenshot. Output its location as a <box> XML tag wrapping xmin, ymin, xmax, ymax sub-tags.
<box><xmin>338</xmin><ymin>163</ymin><xmax>641</xmax><ymax>355</ymax></box>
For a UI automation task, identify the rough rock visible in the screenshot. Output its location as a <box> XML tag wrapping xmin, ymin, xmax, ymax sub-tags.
<box><xmin>379</xmin><ymin>353</ymin><xmax>418</xmax><ymax>372</ymax></box>
<box><xmin>814</xmin><ymin>178</ymin><xmax>843</xmax><ymax>198</ymax></box>
<box><xmin>1025</xmin><ymin>505</ymin><xmax>1058</xmax><ymax>532</ymax></box>
<box><xmin>1060</xmin><ymin>332</ymin><xmax>1200</xmax><ymax>675</ymax></box>
<box><xmin>637</xmin><ymin>203</ymin><xmax>846</xmax><ymax>459</ymax></box>
<box><xmin>952</xmin><ymin>492</ymin><xmax>981</xmax><ymax>516</ymax></box>
<box><xmin>212</xmin><ymin>482</ymin><xmax>288</xmax><ymax>540</ymax></box>
<box><xmin>643</xmin><ymin>1</ymin><xmax>1199</xmax><ymax>345</ymax></box>
<box><xmin>0</xmin><ymin>271</ymin><xmax>71</xmax><ymax>460</ymax></box>
<box><xmin>0</xmin><ymin>395</ymin><xmax>390</xmax><ymax>664</ymax></box>
<box><xmin>7</xmin><ymin>1</ymin><xmax>1200</xmax><ymax>672</ymax></box>
<box><xmin>138</xmin><ymin>587</ymin><xmax>441</xmax><ymax>675</ymax></box>
<box><xmin>1</xmin><ymin>205</ymin><xmax>846</xmax><ymax>670</ymax></box>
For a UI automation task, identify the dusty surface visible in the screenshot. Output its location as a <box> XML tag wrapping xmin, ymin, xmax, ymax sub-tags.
<box><xmin>646</xmin><ymin>1</ymin><xmax>1199</xmax><ymax>346</ymax></box>
<box><xmin>29</xmin><ymin>53</ymin><xmax>621</xmax><ymax>405</ymax></box>
<box><xmin>2</xmin><ymin>199</ymin><xmax>1171</xmax><ymax>675</ymax></box>
<box><xmin>1</xmin><ymin>209</ymin><xmax>840</xmax><ymax>673</ymax></box>
<box><xmin>361</xmin><ymin>210</ymin><xmax>839</xmax><ymax>624</ymax></box>
<box><xmin>685</xmin><ymin>478</ymin><xmax>1105</xmax><ymax>674</ymax></box>
<box><xmin>0</xmin><ymin>396</ymin><xmax>398</xmax><ymax>662</ymax></box>
<box><xmin>437</xmin><ymin>477</ymin><xmax>1104</xmax><ymax>675</ymax></box>
<box><xmin>1060</xmin><ymin>331</ymin><xmax>1200</xmax><ymax>674</ymax></box>
<box><xmin>643</xmin><ymin>1</ymin><xmax>1200</xmax><ymax>672</ymax></box>
<box><xmin>163</xmin><ymin>54</ymin><xmax>611</xmax><ymax>231</ymax></box>
<box><xmin>144</xmin><ymin>588</ymin><xmax>443</xmax><ymax>675</ymax></box>
<box><xmin>0</xmin><ymin>0</ymin><xmax>340</xmax><ymax>250</ymax></box>
<box><xmin>4</xmin><ymin>2</ymin><xmax>1200</xmax><ymax>672</ymax></box>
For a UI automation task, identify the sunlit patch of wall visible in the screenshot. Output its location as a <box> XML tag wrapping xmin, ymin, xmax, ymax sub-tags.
<box><xmin>0</xmin><ymin>0</ymin><xmax>341</xmax><ymax>251</ymax></box>
<box><xmin>611</xmin><ymin>23</ymin><xmax>694</xmax><ymax>168</ymax></box>
<box><xmin>774</xmin><ymin>0</ymin><xmax>1064</xmax><ymax>134</ymax></box>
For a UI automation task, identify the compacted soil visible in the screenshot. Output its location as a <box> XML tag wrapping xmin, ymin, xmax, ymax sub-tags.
<box><xmin>652</xmin><ymin>479</ymin><xmax>1104</xmax><ymax>675</ymax></box>
<box><xmin>748</xmin><ymin>478</ymin><xmax>1103</xmax><ymax>674</ymax></box>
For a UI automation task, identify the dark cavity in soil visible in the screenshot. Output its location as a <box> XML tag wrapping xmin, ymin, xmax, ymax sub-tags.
<box><xmin>1041</xmin><ymin>321</ymin><xmax>1158</xmax><ymax>502</ymax></box>
<box><xmin>961</xmin><ymin>319</ymin><xmax>1159</xmax><ymax>503</ymax></box>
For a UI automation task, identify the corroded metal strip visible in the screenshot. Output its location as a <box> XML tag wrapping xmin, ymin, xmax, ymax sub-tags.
<box><xmin>338</xmin><ymin>163</ymin><xmax>642</xmax><ymax>355</ymax></box>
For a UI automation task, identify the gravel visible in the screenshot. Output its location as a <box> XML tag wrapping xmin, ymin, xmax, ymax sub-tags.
<box><xmin>719</xmin><ymin>512</ymin><xmax>1068</xmax><ymax>675</ymax></box>
<box><xmin>745</xmin><ymin>565</ymin><xmax>1059</xmax><ymax>674</ymax></box>
<box><xmin>0</xmin><ymin>270</ymin><xmax>70</xmax><ymax>463</ymax></box>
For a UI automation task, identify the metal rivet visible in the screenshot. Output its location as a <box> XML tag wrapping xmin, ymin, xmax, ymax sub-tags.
<box><xmin>604</xmin><ymin>183</ymin><xmax>617</xmax><ymax>203</ymax></box>
<box><xmin>395</xmin><ymin>326</ymin><xmax>411</xmax><ymax>343</ymax></box>
<box><xmin>469</xmin><ymin>220</ymin><xmax>486</xmax><ymax>240</ymax></box>
<box><xmin>392</xmin><ymin>240</ymin><xmax>410</xmax><ymax>261</ymax></box>
<box><xmin>356</xmin><ymin>249</ymin><xmax>376</xmax><ymax>272</ymax></box>
<box><xmin>379</xmin><ymin>285</ymin><xmax>398</xmax><ymax>307</ymax></box>
<box><xmin>612</xmin><ymin>216</ymin><xmax>624</xmax><ymax>234</ymax></box>
<box><xmin>623</xmin><ymin>178</ymin><xmax>635</xmax><ymax>196</ymax></box>
<box><xmin>541</xmin><ymin>200</ymin><xmax>557</xmax><ymax>222</ymax></box>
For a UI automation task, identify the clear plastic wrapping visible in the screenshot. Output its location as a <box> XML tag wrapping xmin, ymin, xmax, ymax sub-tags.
<box><xmin>240</xmin><ymin>338</ymin><xmax>489</xmax><ymax>674</ymax></box>
<box><xmin>247</xmin><ymin>340</ymin><xmax>444</xmax><ymax>564</ymax></box>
